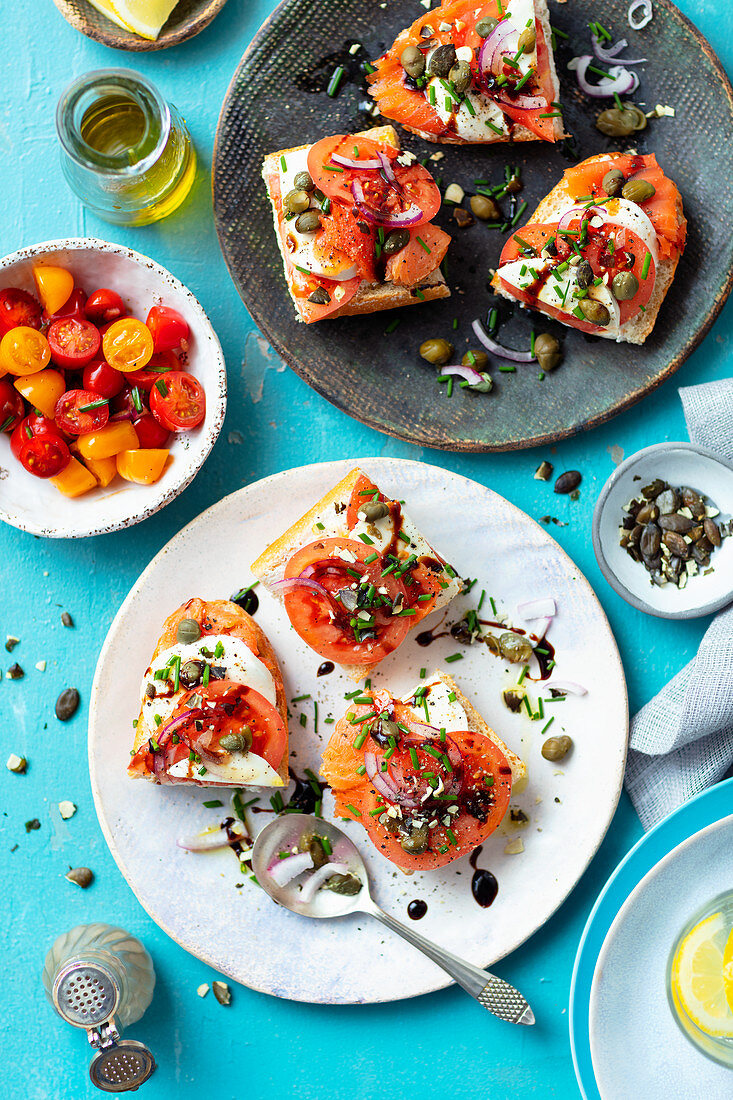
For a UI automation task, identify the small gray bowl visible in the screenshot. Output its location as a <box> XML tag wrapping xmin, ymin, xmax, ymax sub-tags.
<box><xmin>592</xmin><ymin>442</ymin><xmax>733</xmax><ymax>619</ymax></box>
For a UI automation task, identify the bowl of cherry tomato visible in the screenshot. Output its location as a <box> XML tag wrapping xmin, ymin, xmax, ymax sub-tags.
<box><xmin>0</xmin><ymin>238</ymin><xmax>226</xmax><ymax>537</ymax></box>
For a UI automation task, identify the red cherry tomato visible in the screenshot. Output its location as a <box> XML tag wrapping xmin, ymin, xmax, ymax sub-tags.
<box><xmin>83</xmin><ymin>359</ymin><xmax>125</xmax><ymax>399</ymax></box>
<box><xmin>133</xmin><ymin>412</ymin><xmax>169</xmax><ymax>449</ymax></box>
<box><xmin>85</xmin><ymin>288</ymin><xmax>125</xmax><ymax>326</ymax></box>
<box><xmin>42</xmin><ymin>288</ymin><xmax>88</xmax><ymax>326</ymax></box>
<box><xmin>0</xmin><ymin>289</ymin><xmax>42</xmax><ymax>335</ymax></box>
<box><xmin>146</xmin><ymin>305</ymin><xmax>189</xmax><ymax>353</ymax></box>
<box><xmin>10</xmin><ymin>416</ymin><xmax>70</xmax><ymax>478</ymax></box>
<box><xmin>54</xmin><ymin>390</ymin><xmax>110</xmax><ymax>435</ymax></box>
<box><xmin>0</xmin><ymin>379</ymin><xmax>25</xmax><ymax>432</ymax></box>
<box><xmin>47</xmin><ymin>317</ymin><xmax>101</xmax><ymax>369</ymax></box>
<box><xmin>149</xmin><ymin>371</ymin><xmax>205</xmax><ymax>432</ymax></box>
<box><xmin>126</xmin><ymin>351</ymin><xmax>181</xmax><ymax>391</ymax></box>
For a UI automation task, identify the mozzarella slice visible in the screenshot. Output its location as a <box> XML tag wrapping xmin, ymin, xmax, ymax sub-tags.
<box><xmin>167</xmin><ymin>753</ymin><xmax>284</xmax><ymax>787</ymax></box>
<box><xmin>402</xmin><ymin>677</ymin><xmax>468</xmax><ymax>733</ymax></box>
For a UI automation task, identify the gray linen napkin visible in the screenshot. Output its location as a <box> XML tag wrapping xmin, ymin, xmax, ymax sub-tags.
<box><xmin>624</xmin><ymin>378</ymin><xmax>733</xmax><ymax>829</ymax></box>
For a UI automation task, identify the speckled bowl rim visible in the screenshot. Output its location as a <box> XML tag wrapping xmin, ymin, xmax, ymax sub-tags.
<box><xmin>0</xmin><ymin>237</ymin><xmax>227</xmax><ymax>539</ymax></box>
<box><xmin>591</xmin><ymin>442</ymin><xmax>733</xmax><ymax>620</ymax></box>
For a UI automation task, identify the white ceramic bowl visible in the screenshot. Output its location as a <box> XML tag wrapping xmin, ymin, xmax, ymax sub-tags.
<box><xmin>0</xmin><ymin>238</ymin><xmax>226</xmax><ymax>538</ymax></box>
<box><xmin>592</xmin><ymin>442</ymin><xmax>733</xmax><ymax>619</ymax></box>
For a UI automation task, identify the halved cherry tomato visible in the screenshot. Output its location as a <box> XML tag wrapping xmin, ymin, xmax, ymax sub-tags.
<box><xmin>283</xmin><ymin>537</ymin><xmax>410</xmax><ymax>664</ymax></box>
<box><xmin>116</xmin><ymin>448</ymin><xmax>169</xmax><ymax>485</ymax></box>
<box><xmin>83</xmin><ymin>359</ymin><xmax>125</xmax><ymax>399</ymax></box>
<box><xmin>47</xmin><ymin>317</ymin><xmax>101</xmax><ymax>369</ymax></box>
<box><xmin>76</xmin><ymin>420</ymin><xmax>138</xmax><ymax>460</ymax></box>
<box><xmin>55</xmin><ymin>390</ymin><xmax>110</xmax><ymax>435</ymax></box>
<box><xmin>32</xmin><ymin>265</ymin><xmax>74</xmax><ymax>316</ymax></box>
<box><xmin>307</xmin><ymin>135</ymin><xmax>441</xmax><ymax>226</ymax></box>
<box><xmin>0</xmin><ymin>378</ymin><xmax>25</xmax><ymax>432</ymax></box>
<box><xmin>0</xmin><ymin>289</ymin><xmax>42</xmax><ymax>335</ymax></box>
<box><xmin>126</xmin><ymin>350</ymin><xmax>181</xmax><ymax>391</ymax></box>
<box><xmin>50</xmin><ymin>456</ymin><xmax>97</xmax><ymax>497</ymax></box>
<box><xmin>133</xmin><ymin>412</ymin><xmax>169</xmax><ymax>448</ymax></box>
<box><xmin>149</xmin><ymin>371</ymin><xmax>205</xmax><ymax>432</ymax></box>
<box><xmin>84</xmin><ymin>288</ymin><xmax>125</xmax><ymax>326</ymax></box>
<box><xmin>102</xmin><ymin>318</ymin><xmax>154</xmax><ymax>373</ymax></box>
<box><xmin>42</xmin><ymin>288</ymin><xmax>87</xmax><ymax>326</ymax></box>
<box><xmin>13</xmin><ymin>368</ymin><xmax>66</xmax><ymax>420</ymax></box>
<box><xmin>146</xmin><ymin>305</ymin><xmax>189</xmax><ymax>352</ymax></box>
<box><xmin>0</xmin><ymin>327</ymin><xmax>51</xmax><ymax>376</ymax></box>
<box><xmin>10</xmin><ymin>416</ymin><xmax>70</xmax><ymax>478</ymax></box>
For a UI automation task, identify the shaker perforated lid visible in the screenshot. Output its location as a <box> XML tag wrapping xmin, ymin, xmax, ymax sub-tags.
<box><xmin>89</xmin><ymin>1042</ymin><xmax>156</xmax><ymax>1092</ymax></box>
<box><xmin>53</xmin><ymin>963</ymin><xmax>119</xmax><ymax>1028</ymax></box>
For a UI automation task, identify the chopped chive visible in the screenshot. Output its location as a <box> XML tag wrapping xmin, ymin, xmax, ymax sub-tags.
<box><xmin>322</xmin><ymin>164</ymin><xmax>345</xmax><ymax>173</ymax></box>
<box><xmin>484</xmin><ymin>118</ymin><xmax>504</xmax><ymax>135</ymax></box>
<box><xmin>203</xmin><ymin>799</ymin><xmax>223</xmax><ymax>808</ymax></box>
<box><xmin>327</xmin><ymin>65</ymin><xmax>345</xmax><ymax>97</ymax></box>
<box><xmin>409</xmin><ymin>747</ymin><xmax>420</xmax><ymax>769</ymax></box>
<box><xmin>155</xmin><ymin>380</ymin><xmax>168</xmax><ymax>397</ymax></box>
<box><xmin>420</xmin><ymin>667</ymin><xmax>426</xmax><ymax>679</ymax></box>
<box><xmin>445</xmin><ymin>653</ymin><xmax>463</xmax><ymax>664</ymax></box>
<box><xmin>280</xmin><ymin>155</ymin><xmax>287</xmax><ymax>172</ymax></box>
<box><xmin>291</xmin><ymin>694</ymin><xmax>311</xmax><ymax>703</ymax></box>
<box><xmin>384</xmin><ymin>317</ymin><xmax>400</xmax><ymax>334</ymax></box>
<box><xmin>522</xmin><ymin>694</ymin><xmax>533</xmax><ymax>717</ymax></box>
<box><xmin>446</xmin><ymin>828</ymin><xmax>457</xmax><ymax>846</ymax></box>
<box><xmin>416</xmin><ymin>236</ymin><xmax>431</xmax><ymax>254</ymax></box>
<box><xmin>552</xmin><ymin>25</ymin><xmax>568</xmax><ymax>38</ymax></box>
<box><xmin>541</xmin><ymin>716</ymin><xmax>555</xmax><ymax>734</ymax></box>
<box><xmin>538</xmin><ymin>111</ymin><xmax>563</xmax><ymax>119</ymax></box>
<box><xmin>356</xmin><ymin>764</ymin><xmax>366</xmax><ymax>776</ymax></box>
<box><xmin>78</xmin><ymin>398</ymin><xmax>108</xmax><ymax>413</ymax></box>
<box><xmin>202</xmin><ymin>664</ymin><xmax>210</xmax><ymax>687</ymax></box>
<box><xmin>358</xmin><ymin>532</ymin><xmax>374</xmax><ymax>545</ymax></box>
<box><xmin>131</xmin><ymin>386</ymin><xmax>143</xmax><ymax>413</ymax></box>
<box><xmin>641</xmin><ymin>252</ymin><xmax>652</xmax><ymax>279</ymax></box>
<box><xmin>345</xmin><ymin>803</ymin><xmax>361</xmax><ymax>817</ymax></box>
<box><xmin>517</xmin><ymin>665</ymin><xmax>529</xmax><ymax>685</ymax></box>
<box><xmin>514</xmin><ymin>67</ymin><xmax>535</xmax><ymax>92</ymax></box>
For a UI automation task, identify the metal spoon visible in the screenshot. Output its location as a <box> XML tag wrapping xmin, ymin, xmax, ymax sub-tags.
<box><xmin>251</xmin><ymin>813</ymin><xmax>534</xmax><ymax>1026</ymax></box>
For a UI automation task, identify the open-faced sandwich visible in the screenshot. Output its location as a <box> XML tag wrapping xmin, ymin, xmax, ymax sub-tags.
<box><xmin>250</xmin><ymin>467</ymin><xmax>463</xmax><ymax>679</ymax></box>
<box><xmin>261</xmin><ymin>125</ymin><xmax>451</xmax><ymax>323</ymax></box>
<box><xmin>492</xmin><ymin>152</ymin><xmax>687</xmax><ymax>343</ymax></box>
<box><xmin>129</xmin><ymin>598</ymin><xmax>288</xmax><ymax>787</ymax></box>
<box><xmin>321</xmin><ymin>671</ymin><xmax>526</xmax><ymax>871</ymax></box>
<box><xmin>368</xmin><ymin>0</ymin><xmax>563</xmax><ymax>145</ymax></box>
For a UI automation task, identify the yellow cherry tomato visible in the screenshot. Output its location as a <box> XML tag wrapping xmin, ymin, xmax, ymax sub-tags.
<box><xmin>116</xmin><ymin>448</ymin><xmax>169</xmax><ymax>485</ymax></box>
<box><xmin>79</xmin><ymin>452</ymin><xmax>117</xmax><ymax>488</ymax></box>
<box><xmin>0</xmin><ymin>327</ymin><xmax>51</xmax><ymax>376</ymax></box>
<box><xmin>50</xmin><ymin>457</ymin><xmax>97</xmax><ymax>498</ymax></box>
<box><xmin>102</xmin><ymin>318</ymin><xmax>154</xmax><ymax>373</ymax></box>
<box><xmin>32</xmin><ymin>264</ymin><xmax>74</xmax><ymax>316</ymax></box>
<box><xmin>13</xmin><ymin>368</ymin><xmax>66</xmax><ymax>419</ymax></box>
<box><xmin>77</xmin><ymin>421</ymin><xmax>139</xmax><ymax>460</ymax></box>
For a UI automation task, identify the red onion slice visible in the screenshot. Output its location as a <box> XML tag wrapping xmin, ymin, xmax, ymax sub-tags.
<box><xmin>517</xmin><ymin>598</ymin><xmax>556</xmax><ymax>620</ymax></box>
<box><xmin>437</xmin><ymin>363</ymin><xmax>485</xmax><ymax>386</ymax></box>
<box><xmin>498</xmin><ymin>90</ymin><xmax>546</xmax><ymax>110</ymax></box>
<box><xmin>472</xmin><ymin>318</ymin><xmax>534</xmax><ymax>363</ymax></box>
<box><xmin>568</xmin><ymin>55</ymin><xmax>639</xmax><ymax>97</ymax></box>
<box><xmin>331</xmin><ymin>153</ymin><xmax>382</xmax><ymax>170</ymax></box>
<box><xmin>545</xmin><ymin>679</ymin><xmax>588</xmax><ymax>697</ymax></box>
<box><xmin>267</xmin><ymin>851</ymin><xmax>314</xmax><ymax>886</ymax></box>
<box><xmin>592</xmin><ymin>34</ymin><xmax>646</xmax><ymax>65</ymax></box>
<box><xmin>530</xmin><ymin>617</ymin><xmax>552</xmax><ymax>642</ymax></box>
<box><xmin>364</xmin><ymin>750</ymin><xmax>400</xmax><ymax>801</ymax></box>
<box><xmin>479</xmin><ymin>19</ymin><xmax>518</xmax><ymax>80</ymax></box>
<box><xmin>351</xmin><ymin>179</ymin><xmax>423</xmax><ymax>227</ymax></box>
<box><xmin>628</xmin><ymin>0</ymin><xmax>653</xmax><ymax>30</ymax></box>
<box><xmin>299</xmin><ymin>862</ymin><xmax>351</xmax><ymax>904</ymax></box>
<box><xmin>178</xmin><ymin>823</ymin><xmax>246</xmax><ymax>852</ymax></box>
<box><xmin>556</xmin><ymin>205</ymin><xmax>605</xmax><ymax>235</ymax></box>
<box><xmin>271</xmin><ymin>576</ymin><xmax>334</xmax><ymax>602</ymax></box>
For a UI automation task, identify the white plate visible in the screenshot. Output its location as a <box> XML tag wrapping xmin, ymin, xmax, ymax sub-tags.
<box><xmin>590</xmin><ymin>815</ymin><xmax>733</xmax><ymax>1098</ymax></box>
<box><xmin>89</xmin><ymin>457</ymin><xmax>628</xmax><ymax>1003</ymax></box>
<box><xmin>0</xmin><ymin>238</ymin><xmax>227</xmax><ymax>538</ymax></box>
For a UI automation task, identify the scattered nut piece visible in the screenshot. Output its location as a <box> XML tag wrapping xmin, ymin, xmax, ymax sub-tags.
<box><xmin>452</xmin><ymin>207</ymin><xmax>474</xmax><ymax>228</ymax></box>
<box><xmin>197</xmin><ymin>983</ymin><xmax>210</xmax><ymax>998</ymax></box>
<box><xmin>444</xmin><ymin>182</ymin><xmax>465</xmax><ymax>204</ymax></box>
<box><xmin>25</xmin><ymin>819</ymin><xmax>41</xmax><ymax>832</ymax></box>
<box><xmin>6</xmin><ymin>753</ymin><xmax>27</xmax><ymax>774</ymax></box>
<box><xmin>429</xmin><ymin>151</ymin><xmax>445</xmax><ymax>161</ymax></box>
<box><xmin>35</xmin><ymin>660</ymin><xmax>46</xmax><ymax>672</ymax></box>
<box><xmin>59</xmin><ymin>801</ymin><xmax>77</xmax><ymax>820</ymax></box>
<box><xmin>534</xmin><ymin>461</ymin><xmax>554</xmax><ymax>481</ymax></box>
<box><xmin>5</xmin><ymin>635</ymin><xmax>19</xmax><ymax>652</ymax></box>
<box><xmin>66</xmin><ymin>867</ymin><xmax>93</xmax><ymax>888</ymax></box>
<box><xmin>6</xmin><ymin>663</ymin><xmax>24</xmax><ymax>680</ymax></box>
<box><xmin>212</xmin><ymin>980</ymin><xmax>231</xmax><ymax>1005</ymax></box>
<box><xmin>504</xmin><ymin>837</ymin><xmax>525</xmax><ymax>855</ymax></box>
<box><xmin>61</xmin><ymin>611</ymin><xmax>74</xmax><ymax>628</ymax></box>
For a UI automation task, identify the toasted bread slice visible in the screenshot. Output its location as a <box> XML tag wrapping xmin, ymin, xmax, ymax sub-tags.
<box><xmin>262</xmin><ymin>125</ymin><xmax>450</xmax><ymax>322</ymax></box>
<box><xmin>251</xmin><ymin>466</ymin><xmax>464</xmax><ymax>680</ymax></box>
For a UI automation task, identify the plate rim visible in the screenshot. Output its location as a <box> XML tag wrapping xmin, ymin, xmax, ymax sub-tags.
<box><xmin>51</xmin><ymin>0</ymin><xmax>229</xmax><ymax>52</ymax></box>
<box><xmin>211</xmin><ymin>0</ymin><xmax>733</xmax><ymax>453</ymax></box>
<box><xmin>89</xmin><ymin>455</ymin><xmax>629</xmax><ymax>1001</ymax></box>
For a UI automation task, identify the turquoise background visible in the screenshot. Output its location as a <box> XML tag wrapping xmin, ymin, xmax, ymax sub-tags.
<box><xmin>1</xmin><ymin>1</ymin><xmax>730</xmax><ymax>1097</ymax></box>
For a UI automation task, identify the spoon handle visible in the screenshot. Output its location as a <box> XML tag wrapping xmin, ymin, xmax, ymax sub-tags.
<box><xmin>365</xmin><ymin>903</ymin><xmax>534</xmax><ymax>1025</ymax></box>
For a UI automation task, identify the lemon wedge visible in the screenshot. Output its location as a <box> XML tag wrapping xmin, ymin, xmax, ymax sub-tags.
<box><xmin>88</xmin><ymin>0</ymin><xmax>180</xmax><ymax>40</ymax></box>
<box><xmin>671</xmin><ymin>911</ymin><xmax>733</xmax><ymax>1037</ymax></box>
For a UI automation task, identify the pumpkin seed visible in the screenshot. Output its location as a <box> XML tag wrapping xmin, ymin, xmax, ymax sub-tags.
<box><xmin>554</xmin><ymin>470</ymin><xmax>581</xmax><ymax>494</ymax></box>
<box><xmin>56</xmin><ymin>688</ymin><xmax>80</xmax><ymax>721</ymax></box>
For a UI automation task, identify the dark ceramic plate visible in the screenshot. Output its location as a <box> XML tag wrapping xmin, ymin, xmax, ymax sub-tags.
<box><xmin>52</xmin><ymin>0</ymin><xmax>229</xmax><ymax>51</ymax></box>
<box><xmin>213</xmin><ymin>0</ymin><xmax>733</xmax><ymax>451</ymax></box>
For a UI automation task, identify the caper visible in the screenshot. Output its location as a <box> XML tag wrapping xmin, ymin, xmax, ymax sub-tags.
<box><xmin>470</xmin><ymin>194</ymin><xmax>500</xmax><ymax>221</ymax></box>
<box><xmin>298</xmin><ymin>833</ymin><xmax>329</xmax><ymax>869</ymax></box>
<box><xmin>448</xmin><ymin>60</ymin><xmax>472</xmax><ymax>94</ymax></box>
<box><xmin>399</xmin><ymin>825</ymin><xmax>430</xmax><ymax>854</ymax></box>
<box><xmin>284</xmin><ymin>188</ymin><xmax>311</xmax><ymax>215</ymax></box>
<box><xmin>579</xmin><ymin>298</ymin><xmax>611</xmax><ymax>326</ymax></box>
<box><xmin>323</xmin><ymin>872</ymin><xmax>363</xmax><ymax>896</ymax></box>
<box><xmin>293</xmin><ymin>170</ymin><xmax>315</xmax><ymax>192</ymax></box>
<box><xmin>383</xmin><ymin>228</ymin><xmax>410</xmax><ymax>255</ymax></box>
<box><xmin>602</xmin><ymin>168</ymin><xmax>625</xmax><ymax>197</ymax></box>
<box><xmin>541</xmin><ymin>735</ymin><xmax>573</xmax><ymax>762</ymax></box>
<box><xmin>621</xmin><ymin>178</ymin><xmax>656</xmax><ymax>204</ymax></box>
<box><xmin>498</xmin><ymin>632</ymin><xmax>534</xmax><ymax>664</ymax></box>
<box><xmin>595</xmin><ymin>107</ymin><xmax>636</xmax><ymax>137</ymax></box>
<box><xmin>308</xmin><ymin>286</ymin><xmax>331</xmax><ymax>305</ymax></box>
<box><xmin>575</xmin><ymin>258</ymin><xmax>594</xmax><ymax>290</ymax></box>
<box><xmin>55</xmin><ymin>687</ymin><xmax>80</xmax><ymax>722</ymax></box>
<box><xmin>359</xmin><ymin>501</ymin><xmax>389</xmax><ymax>522</ymax></box>
<box><xmin>611</xmin><ymin>271</ymin><xmax>640</xmax><ymax>301</ymax></box>
<box><xmin>475</xmin><ymin>16</ymin><xmax>498</xmax><ymax>37</ymax></box>
<box><xmin>176</xmin><ymin>617</ymin><xmax>201</xmax><ymax>645</ymax></box>
<box><xmin>370</xmin><ymin>717</ymin><xmax>401</xmax><ymax>748</ymax></box>
<box><xmin>179</xmin><ymin>659</ymin><xmax>204</xmax><ymax>688</ymax></box>
<box><xmin>428</xmin><ymin>43</ymin><xmax>457</xmax><ymax>78</ymax></box>
<box><xmin>401</xmin><ymin>44</ymin><xmax>425</xmax><ymax>78</ymax></box>
<box><xmin>621</xmin><ymin>103</ymin><xmax>648</xmax><ymax>131</ymax></box>
<box><xmin>419</xmin><ymin>337</ymin><xmax>454</xmax><ymax>365</ymax></box>
<box><xmin>462</xmin><ymin>350</ymin><xmax>489</xmax><ymax>370</ymax></box>
<box><xmin>220</xmin><ymin>728</ymin><xmax>252</xmax><ymax>754</ymax></box>
<box><xmin>294</xmin><ymin>210</ymin><xmax>320</xmax><ymax>234</ymax></box>
<box><xmin>518</xmin><ymin>25</ymin><xmax>536</xmax><ymax>52</ymax></box>
<box><xmin>534</xmin><ymin>333</ymin><xmax>562</xmax><ymax>372</ymax></box>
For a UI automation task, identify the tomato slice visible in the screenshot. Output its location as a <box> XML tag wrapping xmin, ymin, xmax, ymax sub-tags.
<box><xmin>149</xmin><ymin>371</ymin><xmax>205</xmax><ymax>432</ymax></box>
<box><xmin>84</xmin><ymin>288</ymin><xmax>125</xmax><ymax>326</ymax></box>
<box><xmin>283</xmin><ymin>537</ymin><xmax>410</xmax><ymax>664</ymax></box>
<box><xmin>146</xmin><ymin>305</ymin><xmax>189</xmax><ymax>353</ymax></box>
<box><xmin>10</xmin><ymin>416</ymin><xmax>70</xmax><ymax>478</ymax></box>
<box><xmin>83</xmin><ymin>359</ymin><xmax>125</xmax><ymax>399</ymax></box>
<box><xmin>47</xmin><ymin>317</ymin><xmax>101</xmax><ymax>369</ymax></box>
<box><xmin>54</xmin><ymin>389</ymin><xmax>110</xmax><ymax>435</ymax></box>
<box><xmin>0</xmin><ymin>289</ymin><xmax>42</xmax><ymax>336</ymax></box>
<box><xmin>307</xmin><ymin>135</ymin><xmax>441</xmax><ymax>226</ymax></box>
<box><xmin>0</xmin><ymin>379</ymin><xmax>25</xmax><ymax>432</ymax></box>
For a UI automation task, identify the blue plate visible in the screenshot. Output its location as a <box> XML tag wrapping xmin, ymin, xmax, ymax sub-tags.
<box><xmin>569</xmin><ymin>778</ymin><xmax>733</xmax><ymax>1100</ymax></box>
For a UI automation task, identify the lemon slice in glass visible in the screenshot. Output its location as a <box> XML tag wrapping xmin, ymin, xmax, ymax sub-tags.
<box><xmin>89</xmin><ymin>0</ymin><xmax>180</xmax><ymax>40</ymax></box>
<box><xmin>672</xmin><ymin>911</ymin><xmax>733</xmax><ymax>1037</ymax></box>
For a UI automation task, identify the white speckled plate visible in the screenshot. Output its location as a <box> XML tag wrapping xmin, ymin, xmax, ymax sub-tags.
<box><xmin>0</xmin><ymin>238</ymin><xmax>227</xmax><ymax>538</ymax></box>
<box><xmin>89</xmin><ymin>458</ymin><xmax>628</xmax><ymax>1003</ymax></box>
